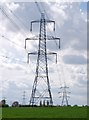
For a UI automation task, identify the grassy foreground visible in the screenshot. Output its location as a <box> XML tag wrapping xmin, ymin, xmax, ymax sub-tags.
<box><xmin>0</xmin><ymin>108</ymin><xmax>2</xmax><ymax>119</ymax></box>
<box><xmin>2</xmin><ymin>106</ymin><xmax>87</xmax><ymax>118</ymax></box>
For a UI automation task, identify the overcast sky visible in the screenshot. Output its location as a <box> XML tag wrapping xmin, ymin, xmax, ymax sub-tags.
<box><xmin>0</xmin><ymin>1</ymin><xmax>87</xmax><ymax>106</ymax></box>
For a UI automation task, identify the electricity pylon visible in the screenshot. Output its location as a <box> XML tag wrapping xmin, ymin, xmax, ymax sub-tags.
<box><xmin>22</xmin><ymin>91</ymin><xmax>26</xmax><ymax>105</ymax></box>
<box><xmin>58</xmin><ymin>86</ymin><xmax>71</xmax><ymax>106</ymax></box>
<box><xmin>25</xmin><ymin>13</ymin><xmax>60</xmax><ymax>106</ymax></box>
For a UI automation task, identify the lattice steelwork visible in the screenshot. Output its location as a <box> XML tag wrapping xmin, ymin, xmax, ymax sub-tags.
<box><xmin>25</xmin><ymin>13</ymin><xmax>60</xmax><ymax>106</ymax></box>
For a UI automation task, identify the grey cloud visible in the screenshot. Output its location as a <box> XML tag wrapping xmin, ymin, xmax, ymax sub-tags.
<box><xmin>78</xmin><ymin>79</ymin><xmax>87</xmax><ymax>86</ymax></box>
<box><xmin>63</xmin><ymin>55</ymin><xmax>87</xmax><ymax>64</ymax></box>
<box><xmin>53</xmin><ymin>3</ymin><xmax>87</xmax><ymax>51</ymax></box>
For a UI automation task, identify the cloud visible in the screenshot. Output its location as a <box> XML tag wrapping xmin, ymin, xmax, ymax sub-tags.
<box><xmin>63</xmin><ymin>55</ymin><xmax>87</xmax><ymax>64</ymax></box>
<box><xmin>6</xmin><ymin>2</ymin><xmax>20</xmax><ymax>11</ymax></box>
<box><xmin>42</xmin><ymin>2</ymin><xmax>87</xmax><ymax>53</ymax></box>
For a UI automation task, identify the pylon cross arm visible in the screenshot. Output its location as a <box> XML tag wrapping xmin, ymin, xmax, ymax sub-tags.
<box><xmin>27</xmin><ymin>52</ymin><xmax>57</xmax><ymax>64</ymax></box>
<box><xmin>47</xmin><ymin>52</ymin><xmax>57</xmax><ymax>63</ymax></box>
<box><xmin>25</xmin><ymin>35</ymin><xmax>38</xmax><ymax>49</ymax></box>
<box><xmin>25</xmin><ymin>36</ymin><xmax>60</xmax><ymax>49</ymax></box>
<box><xmin>47</xmin><ymin>36</ymin><xmax>60</xmax><ymax>49</ymax></box>
<box><xmin>27</xmin><ymin>52</ymin><xmax>38</xmax><ymax>63</ymax></box>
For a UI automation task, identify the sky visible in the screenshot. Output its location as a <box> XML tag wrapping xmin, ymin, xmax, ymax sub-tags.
<box><xmin>0</xmin><ymin>1</ymin><xmax>88</xmax><ymax>106</ymax></box>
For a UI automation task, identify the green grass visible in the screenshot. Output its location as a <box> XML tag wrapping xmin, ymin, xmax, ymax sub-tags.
<box><xmin>2</xmin><ymin>106</ymin><xmax>87</xmax><ymax>118</ymax></box>
<box><xmin>0</xmin><ymin>108</ymin><xmax>2</xmax><ymax>119</ymax></box>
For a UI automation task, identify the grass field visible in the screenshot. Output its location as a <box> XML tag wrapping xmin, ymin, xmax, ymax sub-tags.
<box><xmin>2</xmin><ymin>106</ymin><xmax>87</xmax><ymax>119</ymax></box>
<box><xmin>0</xmin><ymin>108</ymin><xmax>2</xmax><ymax>119</ymax></box>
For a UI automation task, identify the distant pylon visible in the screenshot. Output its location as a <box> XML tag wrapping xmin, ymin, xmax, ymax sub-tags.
<box><xmin>22</xmin><ymin>91</ymin><xmax>26</xmax><ymax>105</ymax></box>
<box><xmin>58</xmin><ymin>86</ymin><xmax>70</xmax><ymax>106</ymax></box>
<box><xmin>25</xmin><ymin>13</ymin><xmax>60</xmax><ymax>106</ymax></box>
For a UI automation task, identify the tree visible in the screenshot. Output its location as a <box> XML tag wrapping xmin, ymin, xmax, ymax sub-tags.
<box><xmin>12</xmin><ymin>101</ymin><xmax>19</xmax><ymax>107</ymax></box>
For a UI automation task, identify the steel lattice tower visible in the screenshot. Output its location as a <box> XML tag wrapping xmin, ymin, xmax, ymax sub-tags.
<box><xmin>25</xmin><ymin>13</ymin><xmax>60</xmax><ymax>106</ymax></box>
<box><xmin>22</xmin><ymin>91</ymin><xmax>26</xmax><ymax>105</ymax></box>
<box><xmin>58</xmin><ymin>86</ymin><xmax>70</xmax><ymax>106</ymax></box>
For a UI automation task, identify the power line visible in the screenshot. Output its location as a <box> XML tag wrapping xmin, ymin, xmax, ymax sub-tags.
<box><xmin>0</xmin><ymin>7</ymin><xmax>20</xmax><ymax>30</ymax></box>
<box><xmin>0</xmin><ymin>54</ymin><xmax>25</xmax><ymax>63</ymax></box>
<box><xmin>34</xmin><ymin>1</ymin><xmax>42</xmax><ymax>14</ymax></box>
<box><xmin>6</xmin><ymin>5</ymin><xmax>28</xmax><ymax>31</ymax></box>
<box><xmin>0</xmin><ymin>34</ymin><xmax>36</xmax><ymax>73</ymax></box>
<box><xmin>6</xmin><ymin>2</ymin><xmax>56</xmax><ymax>56</ymax></box>
<box><xmin>0</xmin><ymin>5</ymin><xmax>46</xmax><ymax>90</ymax></box>
<box><xmin>0</xmin><ymin>33</ymin><xmax>39</xmax><ymax>75</ymax></box>
<box><xmin>0</xmin><ymin>34</ymin><xmax>28</xmax><ymax>53</ymax></box>
<box><xmin>7</xmin><ymin>4</ymin><xmax>41</xmax><ymax>51</ymax></box>
<box><xmin>0</xmin><ymin>6</ymin><xmax>27</xmax><ymax>37</ymax></box>
<box><xmin>0</xmin><ymin>6</ymin><xmax>39</xmax><ymax>54</ymax></box>
<box><xmin>0</xmin><ymin>4</ymin><xmax>41</xmax><ymax>51</ymax></box>
<box><xmin>0</xmin><ymin>53</ymin><xmax>36</xmax><ymax>74</ymax></box>
<box><xmin>0</xmin><ymin>5</ymin><xmax>42</xmax><ymax>70</ymax></box>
